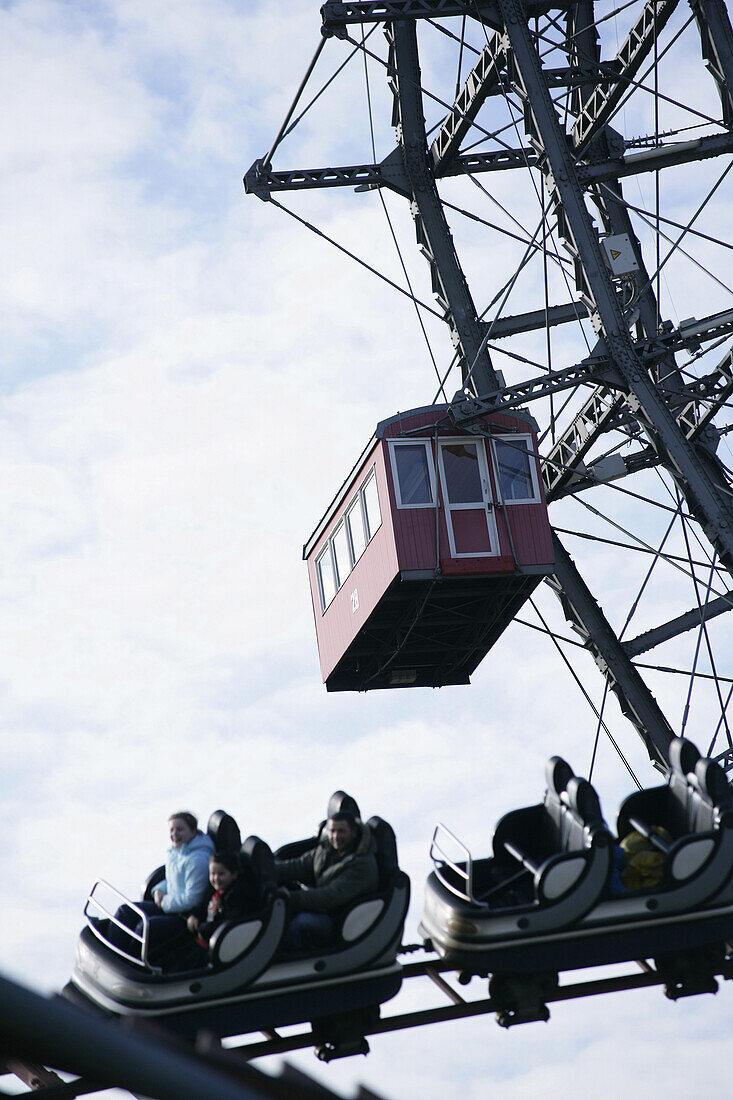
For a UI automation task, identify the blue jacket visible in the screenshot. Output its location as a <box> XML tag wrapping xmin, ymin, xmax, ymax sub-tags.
<box><xmin>158</xmin><ymin>831</ymin><xmax>215</xmax><ymax>913</ymax></box>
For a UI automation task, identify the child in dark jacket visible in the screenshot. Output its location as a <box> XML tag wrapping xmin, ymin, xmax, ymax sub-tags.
<box><xmin>162</xmin><ymin>850</ymin><xmax>254</xmax><ymax>970</ymax></box>
<box><xmin>187</xmin><ymin>850</ymin><xmax>253</xmax><ymax>948</ymax></box>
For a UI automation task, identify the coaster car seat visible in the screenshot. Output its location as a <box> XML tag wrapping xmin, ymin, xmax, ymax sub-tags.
<box><xmin>422</xmin><ymin>757</ymin><xmax>613</xmax><ymax>949</ymax></box>
<box><xmin>486</xmin><ymin>758</ymin><xmax>611</xmax><ymax>923</ymax></box>
<box><xmin>332</xmin><ymin>816</ymin><xmax>409</xmax><ymax>948</ymax></box>
<box><xmin>614</xmin><ymin>737</ymin><xmax>733</xmax><ymax>911</ymax></box>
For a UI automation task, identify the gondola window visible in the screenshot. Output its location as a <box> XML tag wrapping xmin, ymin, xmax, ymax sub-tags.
<box><xmin>390</xmin><ymin>441</ymin><xmax>435</xmax><ymax>507</ymax></box>
<box><xmin>494</xmin><ymin>437</ymin><xmax>540</xmax><ymax>503</ymax></box>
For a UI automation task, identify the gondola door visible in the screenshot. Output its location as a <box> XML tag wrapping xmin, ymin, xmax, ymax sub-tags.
<box><xmin>437</xmin><ymin>439</ymin><xmax>498</xmax><ymax>558</ymax></box>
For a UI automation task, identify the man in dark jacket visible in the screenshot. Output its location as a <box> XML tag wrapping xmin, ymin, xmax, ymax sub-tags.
<box><xmin>275</xmin><ymin>811</ymin><xmax>378</xmax><ymax>950</ymax></box>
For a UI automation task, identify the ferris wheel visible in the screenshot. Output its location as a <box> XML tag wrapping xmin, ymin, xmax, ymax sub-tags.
<box><xmin>246</xmin><ymin>0</ymin><xmax>733</xmax><ymax>790</ymax></box>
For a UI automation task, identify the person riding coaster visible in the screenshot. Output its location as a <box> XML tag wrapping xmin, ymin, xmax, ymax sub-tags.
<box><xmin>64</xmin><ymin>794</ymin><xmax>410</xmax><ymax>1040</ymax></box>
<box><xmin>274</xmin><ymin>809</ymin><xmax>379</xmax><ymax>953</ymax></box>
<box><xmin>104</xmin><ymin>810</ymin><xmax>215</xmax><ymax>965</ymax></box>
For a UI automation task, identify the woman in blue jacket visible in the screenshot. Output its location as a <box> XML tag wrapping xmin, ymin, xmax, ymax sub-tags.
<box><xmin>109</xmin><ymin>812</ymin><xmax>214</xmax><ymax>962</ymax></box>
<box><xmin>153</xmin><ymin>812</ymin><xmax>215</xmax><ymax>913</ymax></box>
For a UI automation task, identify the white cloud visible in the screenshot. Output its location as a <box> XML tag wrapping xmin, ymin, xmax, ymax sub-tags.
<box><xmin>2</xmin><ymin>2</ymin><xmax>733</xmax><ymax>1098</ymax></box>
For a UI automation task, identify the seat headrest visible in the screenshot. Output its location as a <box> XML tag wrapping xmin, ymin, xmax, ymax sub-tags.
<box><xmin>694</xmin><ymin>758</ymin><xmax>732</xmax><ymax>809</ymax></box>
<box><xmin>669</xmin><ymin>737</ymin><xmax>701</xmax><ymax>777</ymax></box>
<box><xmin>241</xmin><ymin>835</ymin><xmax>275</xmax><ymax>883</ymax></box>
<box><xmin>566</xmin><ymin>776</ymin><xmax>603</xmax><ymax>825</ymax></box>
<box><xmin>207</xmin><ymin>810</ymin><xmax>241</xmax><ymax>854</ymax></box>
<box><xmin>546</xmin><ymin>756</ymin><xmax>574</xmax><ymax>798</ymax></box>
<box><xmin>365</xmin><ymin>815</ymin><xmax>399</xmax><ymax>887</ymax></box>
<box><xmin>327</xmin><ymin>790</ymin><xmax>361</xmax><ymax>821</ymax></box>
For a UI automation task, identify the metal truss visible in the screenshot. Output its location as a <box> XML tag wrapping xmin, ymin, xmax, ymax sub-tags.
<box><xmin>0</xmin><ymin>973</ymin><xmax>390</xmax><ymax>1100</ymax></box>
<box><xmin>493</xmin><ymin>0</ymin><xmax>733</xmax><ymax>766</ymax></box>
<box><xmin>450</xmin><ymin>323</ymin><xmax>733</xmax><ymax>509</ymax></box>
<box><xmin>244</xmin><ymin>130</ymin><xmax>733</xmax><ymax>200</ymax></box>
<box><xmin>429</xmin><ymin>30</ymin><xmax>509</xmax><ymax>170</ymax></box>
<box><xmin>320</xmin><ymin>0</ymin><xmax>532</xmax><ymax>37</ymax></box>
<box><xmin>248</xmin><ymin>0</ymin><xmax>733</xmax><ymax>773</ymax></box>
<box><xmin>570</xmin><ymin>0</ymin><xmax>680</xmax><ymax>153</ymax></box>
<box><xmin>384</xmin><ymin>18</ymin><xmax>501</xmax><ymax>393</ymax></box>
<box><xmin>222</xmin><ymin>949</ymin><xmax>733</xmax><ymax>1060</ymax></box>
<box><xmin>691</xmin><ymin>0</ymin><xmax>733</xmax><ymax>125</ymax></box>
<box><xmin>11</xmin><ymin>953</ymin><xmax>730</xmax><ymax>1086</ymax></box>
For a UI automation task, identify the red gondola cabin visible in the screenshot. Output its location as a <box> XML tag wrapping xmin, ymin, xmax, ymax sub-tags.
<box><xmin>304</xmin><ymin>405</ymin><xmax>554</xmax><ymax>690</ymax></box>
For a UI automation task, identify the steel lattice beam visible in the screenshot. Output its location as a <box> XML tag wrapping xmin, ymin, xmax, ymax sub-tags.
<box><xmin>451</xmin><ymin>316</ymin><xmax>733</xmax><ymax>420</ymax></box>
<box><xmin>244</xmin><ymin>157</ymin><xmax>407</xmax><ymax>198</ymax></box>
<box><xmin>481</xmin><ymin>300</ymin><xmax>589</xmax><ymax>338</ymax></box>
<box><xmin>429</xmin><ymin>32</ymin><xmax>509</xmax><ymax>171</ymax></box>
<box><xmin>579</xmin><ymin>131</ymin><xmax>733</xmax><ymax>185</ymax></box>
<box><xmin>624</xmin><ymin>591</ymin><xmax>733</xmax><ymax>656</ymax></box>
<box><xmin>547</xmin><ymin>535</ymin><xmax>676</xmax><ymax>768</ymax></box>
<box><xmin>543</xmin><ymin>387</ymin><xmax>627</xmax><ymax>500</ymax></box>
<box><xmin>321</xmin><ymin>0</ymin><xmax>507</xmax><ymax>37</ymax></box>
<box><xmin>243</xmin><ymin>147</ymin><xmax>534</xmax><ymax>200</ymax></box>
<box><xmin>387</xmin><ymin>20</ymin><xmax>501</xmax><ymax>393</ymax></box>
<box><xmin>244</xmin><ymin>131</ymin><xmax>733</xmax><ymax>201</ymax></box>
<box><xmin>501</xmin><ymin>0</ymin><xmax>733</xmax><ymax>566</ymax></box>
<box><xmin>690</xmin><ymin>0</ymin><xmax>733</xmax><ymax>125</ymax></box>
<box><xmin>570</xmin><ymin>0</ymin><xmax>680</xmax><ymax>153</ymax></box>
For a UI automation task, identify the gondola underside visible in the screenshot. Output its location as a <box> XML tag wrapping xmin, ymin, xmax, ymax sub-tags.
<box><xmin>326</xmin><ymin>569</ymin><xmax>546</xmax><ymax>691</ymax></box>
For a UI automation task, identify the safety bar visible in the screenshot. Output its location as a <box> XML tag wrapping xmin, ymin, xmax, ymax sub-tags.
<box><xmin>430</xmin><ymin>823</ymin><xmax>482</xmax><ymax>906</ymax></box>
<box><xmin>628</xmin><ymin>818</ymin><xmax>672</xmax><ymax>854</ymax></box>
<box><xmin>84</xmin><ymin>880</ymin><xmax>161</xmax><ymax>973</ymax></box>
<box><xmin>503</xmin><ymin>840</ymin><xmax>541</xmax><ymax>875</ymax></box>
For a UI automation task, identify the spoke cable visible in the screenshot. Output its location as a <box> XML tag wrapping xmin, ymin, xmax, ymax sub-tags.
<box><xmin>652</xmin><ymin>460</ymin><xmax>729</xmax><ymax>581</ymax></box>
<box><xmin>634</xmin><ymin>661</ymin><xmax>733</xmax><ymax>684</ymax></box>
<box><xmin>553</xmin><ymin>526</ymin><xmax>729</xmax><ymax>577</ymax></box>
<box><xmin>263</xmin><ymin>38</ymin><xmax>326</xmax><ymax>167</ymax></box>
<box><xmin>677</xmin><ymin>493</ymin><xmax>731</xmax><ymax>743</ymax></box>
<box><xmin>440</xmin><ymin>194</ymin><xmax>572</xmax><ymax>264</ymax></box>
<box><xmin>361</xmin><ymin>25</ymin><xmax>447</xmax><ymax>398</ymax></box>
<box><xmin>617</xmin><ymin>511</ymin><xmax>681</xmax><ymax>641</ymax></box>
<box><xmin>281</xmin><ymin>26</ymin><xmax>381</xmax><ymax>144</ymax></box>
<box><xmin>589</xmin><ymin>681</ymin><xmax>610</xmax><ymax>784</ymax></box>
<box><xmin>267</xmin><ymin>197</ymin><xmax>444</xmax><ymax>319</ymax></box>
<box><xmin>568</xmin><ymin>492</ymin><xmax>733</xmax><ymax>600</ymax></box>
<box><xmin>599</xmin><ymin>183</ymin><xmax>733</xmax><ymax>255</ymax></box>
<box><xmin>528</xmin><ymin>595</ymin><xmax>642</xmax><ymax>789</ymax></box>
<box><xmin>513</xmin><ymin>614</ymin><xmax>588</xmax><ymax>647</ymax></box>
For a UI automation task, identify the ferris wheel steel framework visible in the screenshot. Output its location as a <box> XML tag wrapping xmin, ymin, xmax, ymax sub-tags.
<box><xmin>246</xmin><ymin>0</ymin><xmax>733</xmax><ymax>777</ymax></box>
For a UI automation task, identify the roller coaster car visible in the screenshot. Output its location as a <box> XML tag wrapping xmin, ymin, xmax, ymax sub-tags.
<box><xmin>420</xmin><ymin>739</ymin><xmax>733</xmax><ymax>979</ymax></box>
<box><xmin>65</xmin><ymin>796</ymin><xmax>409</xmax><ymax>1041</ymax></box>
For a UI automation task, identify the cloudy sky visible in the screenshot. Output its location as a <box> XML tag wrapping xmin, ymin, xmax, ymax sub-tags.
<box><xmin>2</xmin><ymin>1</ymin><xmax>733</xmax><ymax>1096</ymax></box>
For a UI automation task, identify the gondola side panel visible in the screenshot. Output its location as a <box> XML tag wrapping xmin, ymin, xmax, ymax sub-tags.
<box><xmin>496</xmin><ymin>501</ymin><xmax>554</xmax><ymax>566</ymax></box>
<box><xmin>306</xmin><ymin>445</ymin><xmax>399</xmax><ymax>684</ymax></box>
